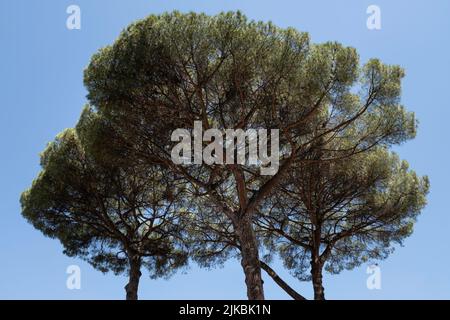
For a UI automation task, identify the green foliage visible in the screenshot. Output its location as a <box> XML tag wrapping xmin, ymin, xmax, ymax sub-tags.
<box><xmin>21</xmin><ymin>11</ymin><xmax>429</xmax><ymax>299</ymax></box>
<box><xmin>259</xmin><ymin>147</ymin><xmax>429</xmax><ymax>280</ymax></box>
<box><xmin>21</xmin><ymin>125</ymin><xmax>189</xmax><ymax>279</ymax></box>
<box><xmin>81</xmin><ymin>11</ymin><xmax>426</xmax><ymax>297</ymax></box>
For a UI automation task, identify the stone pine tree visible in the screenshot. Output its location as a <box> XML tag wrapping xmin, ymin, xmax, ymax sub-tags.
<box><xmin>20</xmin><ymin>112</ymin><xmax>189</xmax><ymax>300</ymax></box>
<box><xmin>257</xmin><ymin>147</ymin><xmax>429</xmax><ymax>300</ymax></box>
<box><xmin>83</xmin><ymin>11</ymin><xmax>417</xmax><ymax>299</ymax></box>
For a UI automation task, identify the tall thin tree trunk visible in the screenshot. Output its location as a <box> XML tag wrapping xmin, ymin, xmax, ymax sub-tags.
<box><xmin>260</xmin><ymin>260</ymin><xmax>306</xmax><ymax>300</ymax></box>
<box><xmin>125</xmin><ymin>256</ymin><xmax>142</xmax><ymax>300</ymax></box>
<box><xmin>310</xmin><ymin>258</ymin><xmax>325</xmax><ymax>300</ymax></box>
<box><xmin>235</xmin><ymin>219</ymin><xmax>265</xmax><ymax>300</ymax></box>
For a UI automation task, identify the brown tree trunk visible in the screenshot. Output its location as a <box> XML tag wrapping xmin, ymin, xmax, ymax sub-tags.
<box><xmin>260</xmin><ymin>260</ymin><xmax>306</xmax><ymax>300</ymax></box>
<box><xmin>310</xmin><ymin>258</ymin><xmax>325</xmax><ymax>300</ymax></box>
<box><xmin>235</xmin><ymin>219</ymin><xmax>265</xmax><ymax>300</ymax></box>
<box><xmin>125</xmin><ymin>256</ymin><xmax>142</xmax><ymax>300</ymax></box>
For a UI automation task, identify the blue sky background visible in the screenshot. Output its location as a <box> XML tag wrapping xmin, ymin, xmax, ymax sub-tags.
<box><xmin>1</xmin><ymin>0</ymin><xmax>449</xmax><ymax>299</ymax></box>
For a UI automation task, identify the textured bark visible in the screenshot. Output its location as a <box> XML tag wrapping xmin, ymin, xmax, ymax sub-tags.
<box><xmin>311</xmin><ymin>258</ymin><xmax>325</xmax><ymax>300</ymax></box>
<box><xmin>236</xmin><ymin>220</ymin><xmax>265</xmax><ymax>300</ymax></box>
<box><xmin>125</xmin><ymin>256</ymin><xmax>142</xmax><ymax>300</ymax></box>
<box><xmin>260</xmin><ymin>260</ymin><xmax>306</xmax><ymax>300</ymax></box>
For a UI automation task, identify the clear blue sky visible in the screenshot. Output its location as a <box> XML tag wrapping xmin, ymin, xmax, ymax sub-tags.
<box><xmin>1</xmin><ymin>0</ymin><xmax>449</xmax><ymax>299</ymax></box>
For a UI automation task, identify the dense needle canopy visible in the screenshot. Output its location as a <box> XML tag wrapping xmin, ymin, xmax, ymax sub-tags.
<box><xmin>20</xmin><ymin>111</ymin><xmax>189</xmax><ymax>299</ymax></box>
<box><xmin>21</xmin><ymin>10</ymin><xmax>427</xmax><ymax>300</ymax></box>
<box><xmin>258</xmin><ymin>146</ymin><xmax>429</xmax><ymax>299</ymax></box>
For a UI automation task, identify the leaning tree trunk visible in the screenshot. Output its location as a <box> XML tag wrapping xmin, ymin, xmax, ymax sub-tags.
<box><xmin>125</xmin><ymin>256</ymin><xmax>142</xmax><ymax>300</ymax></box>
<box><xmin>260</xmin><ymin>260</ymin><xmax>306</xmax><ymax>300</ymax></box>
<box><xmin>235</xmin><ymin>219</ymin><xmax>265</xmax><ymax>300</ymax></box>
<box><xmin>310</xmin><ymin>257</ymin><xmax>325</xmax><ymax>300</ymax></box>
